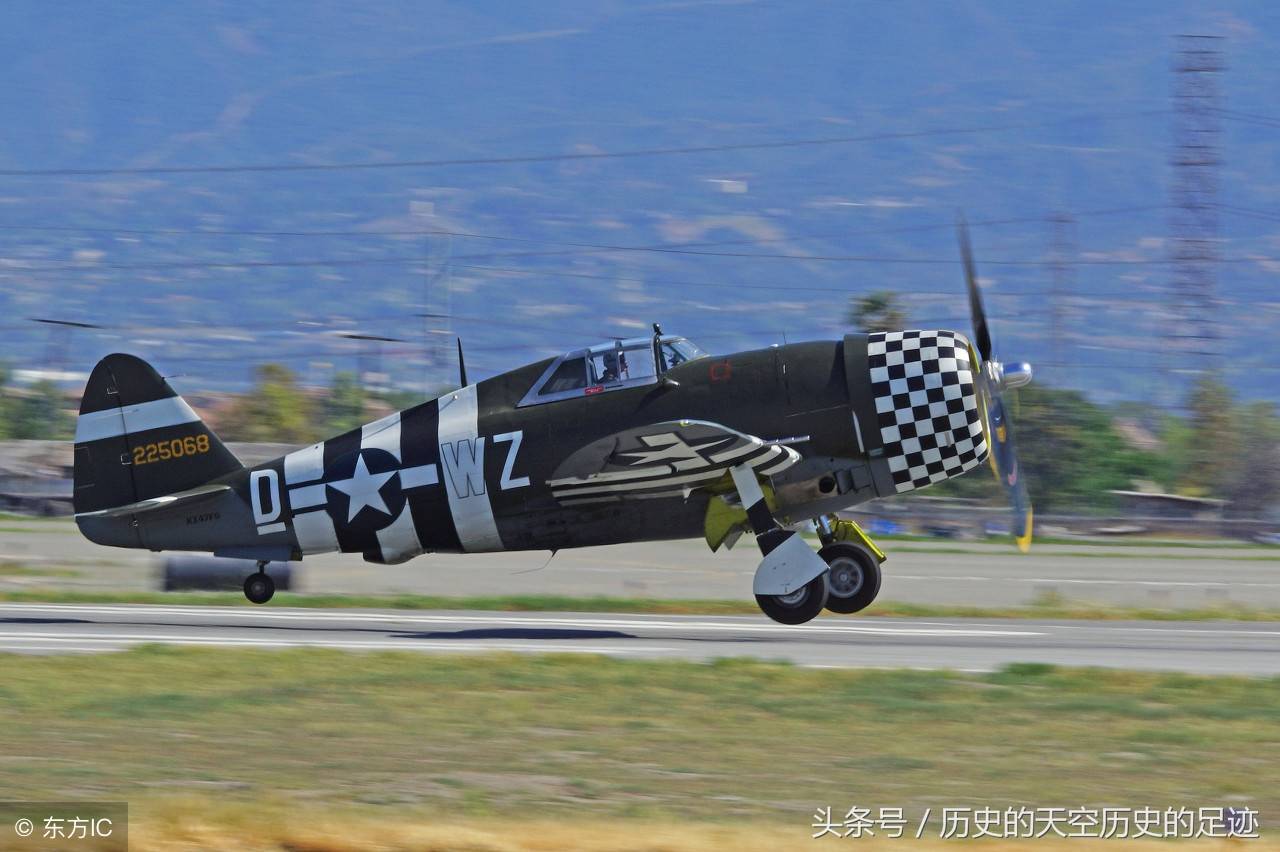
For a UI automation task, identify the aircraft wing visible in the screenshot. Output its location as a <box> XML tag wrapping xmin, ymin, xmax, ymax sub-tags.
<box><xmin>547</xmin><ymin>419</ymin><xmax>801</xmax><ymax>506</ymax></box>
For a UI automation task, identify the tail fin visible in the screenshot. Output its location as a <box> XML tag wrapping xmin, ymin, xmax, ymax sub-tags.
<box><xmin>73</xmin><ymin>354</ymin><xmax>242</xmax><ymax>514</ymax></box>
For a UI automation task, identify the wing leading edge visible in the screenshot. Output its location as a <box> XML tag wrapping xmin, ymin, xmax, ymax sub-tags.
<box><xmin>547</xmin><ymin>419</ymin><xmax>800</xmax><ymax>506</ymax></box>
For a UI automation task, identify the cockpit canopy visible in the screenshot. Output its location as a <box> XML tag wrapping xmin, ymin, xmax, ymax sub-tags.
<box><xmin>518</xmin><ymin>335</ymin><xmax>707</xmax><ymax>407</ymax></box>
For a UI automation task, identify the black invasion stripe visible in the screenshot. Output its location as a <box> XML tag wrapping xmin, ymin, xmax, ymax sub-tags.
<box><xmin>320</xmin><ymin>424</ymin><xmax>366</xmax><ymax>554</ymax></box>
<box><xmin>402</xmin><ymin>398</ymin><xmax>463</xmax><ymax>553</ymax></box>
<box><xmin>550</xmin><ymin>444</ymin><xmax>778</xmax><ymax>497</ymax></box>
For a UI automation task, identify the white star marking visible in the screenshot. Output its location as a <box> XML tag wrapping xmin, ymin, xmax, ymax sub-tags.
<box><xmin>328</xmin><ymin>454</ymin><xmax>396</xmax><ymax>522</ymax></box>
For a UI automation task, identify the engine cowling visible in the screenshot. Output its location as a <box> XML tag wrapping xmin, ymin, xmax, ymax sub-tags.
<box><xmin>855</xmin><ymin>329</ymin><xmax>990</xmax><ymax>494</ymax></box>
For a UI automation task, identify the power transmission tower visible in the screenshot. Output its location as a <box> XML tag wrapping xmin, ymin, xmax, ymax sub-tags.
<box><xmin>1046</xmin><ymin>211</ymin><xmax>1076</xmax><ymax>388</ymax></box>
<box><xmin>1167</xmin><ymin>34</ymin><xmax>1224</xmax><ymax>399</ymax></box>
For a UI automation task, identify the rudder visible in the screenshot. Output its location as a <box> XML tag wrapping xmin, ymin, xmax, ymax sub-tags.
<box><xmin>73</xmin><ymin>354</ymin><xmax>243</xmax><ymax>515</ymax></box>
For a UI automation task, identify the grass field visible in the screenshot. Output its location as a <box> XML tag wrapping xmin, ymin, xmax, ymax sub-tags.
<box><xmin>0</xmin><ymin>648</ymin><xmax>1275</xmax><ymax>849</ymax></box>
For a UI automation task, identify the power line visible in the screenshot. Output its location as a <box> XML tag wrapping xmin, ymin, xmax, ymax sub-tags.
<box><xmin>0</xmin><ymin>203</ymin><xmax>1166</xmax><ymax>252</ymax></box>
<box><xmin>1212</xmin><ymin>107</ymin><xmax>1280</xmax><ymax>129</ymax></box>
<box><xmin>0</xmin><ymin>110</ymin><xmax>1168</xmax><ymax>178</ymax></box>
<box><xmin>7</xmin><ymin>249</ymin><xmax>1280</xmax><ymax>275</ymax></box>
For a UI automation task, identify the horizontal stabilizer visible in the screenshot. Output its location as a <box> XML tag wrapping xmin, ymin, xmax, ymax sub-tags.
<box><xmin>74</xmin><ymin>483</ymin><xmax>233</xmax><ymax>520</ymax></box>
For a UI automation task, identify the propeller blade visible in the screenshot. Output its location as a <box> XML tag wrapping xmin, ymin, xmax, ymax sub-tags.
<box><xmin>984</xmin><ymin>390</ymin><xmax>1033</xmax><ymax>552</ymax></box>
<box><xmin>958</xmin><ymin>213</ymin><xmax>1032</xmax><ymax>551</ymax></box>
<box><xmin>957</xmin><ymin>215</ymin><xmax>993</xmax><ymax>363</ymax></box>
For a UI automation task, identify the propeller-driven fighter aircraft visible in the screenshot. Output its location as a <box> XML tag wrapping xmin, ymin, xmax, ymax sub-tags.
<box><xmin>73</xmin><ymin>223</ymin><xmax>1032</xmax><ymax>624</ymax></box>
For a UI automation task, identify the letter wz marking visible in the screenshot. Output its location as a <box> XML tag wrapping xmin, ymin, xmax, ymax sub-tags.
<box><xmin>492</xmin><ymin>430</ymin><xmax>531</xmax><ymax>490</ymax></box>
<box><xmin>440</xmin><ymin>438</ymin><xmax>486</xmax><ymax>498</ymax></box>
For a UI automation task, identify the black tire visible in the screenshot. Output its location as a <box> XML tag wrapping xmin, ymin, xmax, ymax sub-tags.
<box><xmin>755</xmin><ymin>572</ymin><xmax>829</xmax><ymax>625</ymax></box>
<box><xmin>821</xmin><ymin>542</ymin><xmax>881</xmax><ymax>614</ymax></box>
<box><xmin>243</xmin><ymin>572</ymin><xmax>276</xmax><ymax>605</ymax></box>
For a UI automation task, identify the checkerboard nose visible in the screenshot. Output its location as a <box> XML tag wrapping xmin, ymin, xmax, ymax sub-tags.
<box><xmin>867</xmin><ymin>329</ymin><xmax>990</xmax><ymax>493</ymax></box>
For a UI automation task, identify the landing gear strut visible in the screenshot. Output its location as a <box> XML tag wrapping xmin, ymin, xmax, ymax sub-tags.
<box><xmin>243</xmin><ymin>560</ymin><xmax>275</xmax><ymax>604</ymax></box>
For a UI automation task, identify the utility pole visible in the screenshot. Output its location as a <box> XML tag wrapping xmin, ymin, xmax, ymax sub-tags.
<box><xmin>1046</xmin><ymin>211</ymin><xmax>1076</xmax><ymax>388</ymax></box>
<box><xmin>411</xmin><ymin>199</ymin><xmax>453</xmax><ymax>394</ymax></box>
<box><xmin>1167</xmin><ymin>34</ymin><xmax>1224</xmax><ymax>402</ymax></box>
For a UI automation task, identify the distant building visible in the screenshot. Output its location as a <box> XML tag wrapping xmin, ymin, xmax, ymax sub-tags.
<box><xmin>1107</xmin><ymin>490</ymin><xmax>1225</xmax><ymax>521</ymax></box>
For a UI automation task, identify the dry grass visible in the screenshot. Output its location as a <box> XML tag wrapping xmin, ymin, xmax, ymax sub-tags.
<box><xmin>1</xmin><ymin>650</ymin><xmax>1277</xmax><ymax>849</ymax></box>
<box><xmin>128</xmin><ymin>805</ymin><xmax>1280</xmax><ymax>851</ymax></box>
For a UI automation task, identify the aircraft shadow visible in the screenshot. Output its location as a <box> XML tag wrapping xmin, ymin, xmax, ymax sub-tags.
<box><xmin>392</xmin><ymin>628</ymin><xmax>635</xmax><ymax>641</ymax></box>
<box><xmin>0</xmin><ymin>617</ymin><xmax>90</xmax><ymax>625</ymax></box>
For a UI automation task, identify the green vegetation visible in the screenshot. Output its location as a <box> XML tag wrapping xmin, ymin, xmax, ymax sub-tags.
<box><xmin>847</xmin><ymin>290</ymin><xmax>908</xmax><ymax>333</ymax></box>
<box><xmin>0</xmin><ymin>649</ymin><xmax>1276</xmax><ymax>836</ymax></box>
<box><xmin>0</xmin><ymin>364</ymin><xmax>72</xmax><ymax>440</ymax></box>
<box><xmin>6</xmin><ymin>587</ymin><xmax>1280</xmax><ymax>622</ymax></box>
<box><xmin>220</xmin><ymin>363</ymin><xmax>319</xmax><ymax>444</ymax></box>
<box><xmin>922</xmin><ymin>375</ymin><xmax>1280</xmax><ymax>516</ymax></box>
<box><xmin>216</xmin><ymin>364</ymin><xmax>440</xmax><ymax>444</ymax></box>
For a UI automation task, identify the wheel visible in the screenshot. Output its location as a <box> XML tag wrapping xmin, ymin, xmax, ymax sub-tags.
<box><xmin>755</xmin><ymin>572</ymin><xmax>828</xmax><ymax>625</ymax></box>
<box><xmin>243</xmin><ymin>572</ymin><xmax>275</xmax><ymax>605</ymax></box>
<box><xmin>821</xmin><ymin>542</ymin><xmax>881</xmax><ymax>614</ymax></box>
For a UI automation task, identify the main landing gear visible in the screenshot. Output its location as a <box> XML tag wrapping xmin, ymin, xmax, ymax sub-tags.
<box><xmin>243</xmin><ymin>560</ymin><xmax>275</xmax><ymax>604</ymax></box>
<box><xmin>816</xmin><ymin>515</ymin><xmax>884</xmax><ymax>616</ymax></box>
<box><xmin>755</xmin><ymin>572</ymin><xmax>829</xmax><ymax>625</ymax></box>
<box><xmin>752</xmin><ymin>516</ymin><xmax>885</xmax><ymax>625</ymax></box>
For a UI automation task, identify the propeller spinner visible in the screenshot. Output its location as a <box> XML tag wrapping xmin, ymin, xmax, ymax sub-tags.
<box><xmin>957</xmin><ymin>216</ymin><xmax>1034</xmax><ymax>552</ymax></box>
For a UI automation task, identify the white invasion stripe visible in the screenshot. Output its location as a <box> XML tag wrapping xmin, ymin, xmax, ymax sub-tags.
<box><xmin>709</xmin><ymin>439</ymin><xmax>767</xmax><ymax>464</ymax></box>
<box><xmin>292</xmin><ymin>510</ymin><xmax>339</xmax><ymax>555</ymax></box>
<box><xmin>284</xmin><ymin>442</ymin><xmax>326</xmax><ymax>485</ymax></box>
<box><xmin>400</xmin><ymin>464</ymin><xmax>439</xmax><ymax>489</ymax></box>
<box><xmin>376</xmin><ymin>503</ymin><xmax>423</xmax><ymax>562</ymax></box>
<box><xmin>758</xmin><ymin>447</ymin><xmax>800</xmax><ymax>476</ymax></box>
<box><xmin>75</xmin><ymin>397</ymin><xmax>200</xmax><ymax>443</ymax></box>
<box><xmin>360</xmin><ymin>409</ymin><xmax>421</xmax><ymax>559</ymax></box>
<box><xmin>437</xmin><ymin>386</ymin><xmax>503</xmax><ymax>552</ymax></box>
<box><xmin>288</xmin><ymin>483</ymin><xmax>327</xmax><ymax>510</ymax></box>
<box><xmin>551</xmin><ymin>445</ymin><xmax>778</xmax><ymax>498</ymax></box>
<box><xmin>361</xmin><ymin>412</ymin><xmax>402</xmax><ymax>462</ymax></box>
<box><xmin>548</xmin><ymin>444</ymin><xmax>774</xmax><ymax>489</ymax></box>
<box><xmin>552</xmin><ymin>468</ymin><xmax>725</xmax><ymax>497</ymax></box>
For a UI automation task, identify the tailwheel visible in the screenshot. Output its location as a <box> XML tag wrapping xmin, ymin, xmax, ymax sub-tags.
<box><xmin>243</xmin><ymin>564</ymin><xmax>275</xmax><ymax>605</ymax></box>
<box><xmin>755</xmin><ymin>572</ymin><xmax>828</xmax><ymax>625</ymax></box>
<box><xmin>821</xmin><ymin>542</ymin><xmax>881</xmax><ymax>614</ymax></box>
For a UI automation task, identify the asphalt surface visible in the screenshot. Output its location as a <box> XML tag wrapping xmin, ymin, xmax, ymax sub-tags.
<box><xmin>4</xmin><ymin>518</ymin><xmax>1280</xmax><ymax>608</ymax></box>
<box><xmin>1</xmin><ymin>603</ymin><xmax>1278</xmax><ymax>675</ymax></box>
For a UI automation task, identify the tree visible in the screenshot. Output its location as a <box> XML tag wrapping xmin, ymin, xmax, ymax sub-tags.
<box><xmin>847</xmin><ymin>291</ymin><xmax>908</xmax><ymax>333</ymax></box>
<box><xmin>5</xmin><ymin>380</ymin><xmax>73</xmax><ymax>440</ymax></box>
<box><xmin>221</xmin><ymin>364</ymin><xmax>319</xmax><ymax>444</ymax></box>
<box><xmin>323</xmin><ymin>371</ymin><xmax>366</xmax><ymax>435</ymax></box>
<box><xmin>931</xmin><ymin>385</ymin><xmax>1164</xmax><ymax>513</ymax></box>
<box><xmin>1222</xmin><ymin>401</ymin><xmax>1280</xmax><ymax>516</ymax></box>
<box><xmin>1179</xmin><ymin>374</ymin><xmax>1237</xmax><ymax>498</ymax></box>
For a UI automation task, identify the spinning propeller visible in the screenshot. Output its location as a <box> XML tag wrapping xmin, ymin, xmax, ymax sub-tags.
<box><xmin>957</xmin><ymin>216</ymin><xmax>1034</xmax><ymax>552</ymax></box>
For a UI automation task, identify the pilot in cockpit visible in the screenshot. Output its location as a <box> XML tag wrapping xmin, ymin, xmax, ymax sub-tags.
<box><xmin>601</xmin><ymin>349</ymin><xmax>628</xmax><ymax>383</ymax></box>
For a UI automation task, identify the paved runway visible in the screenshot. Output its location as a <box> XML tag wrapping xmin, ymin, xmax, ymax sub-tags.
<box><xmin>1</xmin><ymin>603</ymin><xmax>1277</xmax><ymax>675</ymax></box>
<box><xmin>4</xmin><ymin>518</ymin><xmax>1280</xmax><ymax>608</ymax></box>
